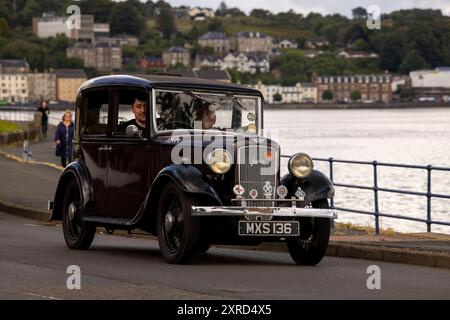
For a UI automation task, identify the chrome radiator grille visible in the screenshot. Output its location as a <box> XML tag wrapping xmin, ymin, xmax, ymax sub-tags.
<box><xmin>237</xmin><ymin>145</ymin><xmax>279</xmax><ymax>207</ymax></box>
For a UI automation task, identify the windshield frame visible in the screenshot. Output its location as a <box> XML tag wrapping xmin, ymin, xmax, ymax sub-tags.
<box><xmin>151</xmin><ymin>88</ymin><xmax>262</xmax><ymax>136</ymax></box>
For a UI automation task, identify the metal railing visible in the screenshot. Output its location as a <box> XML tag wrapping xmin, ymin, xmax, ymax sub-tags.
<box><xmin>281</xmin><ymin>155</ymin><xmax>450</xmax><ymax>234</ymax></box>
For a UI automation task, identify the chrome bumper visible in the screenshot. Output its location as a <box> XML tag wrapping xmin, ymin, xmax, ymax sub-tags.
<box><xmin>191</xmin><ymin>206</ymin><xmax>337</xmax><ymax>219</ymax></box>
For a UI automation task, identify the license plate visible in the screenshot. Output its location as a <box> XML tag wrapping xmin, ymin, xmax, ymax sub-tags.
<box><xmin>238</xmin><ymin>221</ymin><xmax>300</xmax><ymax>236</ymax></box>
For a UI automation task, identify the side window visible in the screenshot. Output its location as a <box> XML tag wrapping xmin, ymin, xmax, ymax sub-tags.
<box><xmin>114</xmin><ymin>88</ymin><xmax>148</xmax><ymax>136</ymax></box>
<box><xmin>83</xmin><ymin>89</ymin><xmax>109</xmax><ymax>136</ymax></box>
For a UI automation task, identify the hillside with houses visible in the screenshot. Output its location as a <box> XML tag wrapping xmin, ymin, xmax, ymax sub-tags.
<box><xmin>0</xmin><ymin>1</ymin><xmax>450</xmax><ymax>105</ymax></box>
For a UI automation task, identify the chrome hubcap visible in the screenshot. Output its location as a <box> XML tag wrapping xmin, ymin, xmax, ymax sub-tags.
<box><xmin>164</xmin><ymin>211</ymin><xmax>175</xmax><ymax>233</ymax></box>
<box><xmin>68</xmin><ymin>202</ymin><xmax>76</xmax><ymax>221</ymax></box>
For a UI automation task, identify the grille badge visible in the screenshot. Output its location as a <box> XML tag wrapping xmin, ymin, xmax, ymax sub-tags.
<box><xmin>249</xmin><ymin>189</ymin><xmax>258</xmax><ymax>199</ymax></box>
<box><xmin>263</xmin><ymin>181</ymin><xmax>273</xmax><ymax>199</ymax></box>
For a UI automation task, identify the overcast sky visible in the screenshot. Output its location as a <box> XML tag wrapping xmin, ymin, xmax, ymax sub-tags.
<box><xmin>156</xmin><ymin>0</ymin><xmax>450</xmax><ymax>17</ymax></box>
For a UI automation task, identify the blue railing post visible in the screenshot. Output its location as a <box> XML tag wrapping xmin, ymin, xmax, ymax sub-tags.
<box><xmin>426</xmin><ymin>165</ymin><xmax>432</xmax><ymax>232</ymax></box>
<box><xmin>329</xmin><ymin>158</ymin><xmax>334</xmax><ymax>208</ymax></box>
<box><xmin>373</xmin><ymin>161</ymin><xmax>380</xmax><ymax>235</ymax></box>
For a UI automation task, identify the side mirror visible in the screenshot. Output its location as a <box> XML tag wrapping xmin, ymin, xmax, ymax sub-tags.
<box><xmin>126</xmin><ymin>124</ymin><xmax>139</xmax><ymax>137</ymax></box>
<box><xmin>125</xmin><ymin>124</ymin><xmax>145</xmax><ymax>140</ymax></box>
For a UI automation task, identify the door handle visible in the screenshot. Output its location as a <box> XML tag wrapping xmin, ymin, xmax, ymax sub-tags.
<box><xmin>98</xmin><ymin>145</ymin><xmax>112</xmax><ymax>151</ymax></box>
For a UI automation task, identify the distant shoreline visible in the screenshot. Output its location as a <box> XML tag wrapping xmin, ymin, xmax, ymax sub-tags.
<box><xmin>2</xmin><ymin>102</ymin><xmax>450</xmax><ymax>111</ymax></box>
<box><xmin>264</xmin><ymin>102</ymin><xmax>450</xmax><ymax>110</ymax></box>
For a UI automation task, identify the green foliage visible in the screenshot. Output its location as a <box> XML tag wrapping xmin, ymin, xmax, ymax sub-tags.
<box><xmin>0</xmin><ymin>18</ymin><xmax>10</xmax><ymax>38</ymax></box>
<box><xmin>18</xmin><ymin>0</ymin><xmax>41</xmax><ymax>26</ymax></box>
<box><xmin>352</xmin><ymin>7</ymin><xmax>367</xmax><ymax>20</ymax></box>
<box><xmin>273</xmin><ymin>93</ymin><xmax>282</xmax><ymax>102</ymax></box>
<box><xmin>350</xmin><ymin>90</ymin><xmax>361</xmax><ymax>101</ymax></box>
<box><xmin>207</xmin><ymin>19</ymin><xmax>224</xmax><ymax>32</ymax></box>
<box><xmin>0</xmin><ymin>120</ymin><xmax>21</xmax><ymax>133</ymax></box>
<box><xmin>322</xmin><ymin>90</ymin><xmax>333</xmax><ymax>101</ymax></box>
<box><xmin>77</xmin><ymin>0</ymin><xmax>114</xmax><ymax>23</ymax></box>
<box><xmin>109</xmin><ymin>1</ymin><xmax>145</xmax><ymax>38</ymax></box>
<box><xmin>399</xmin><ymin>50</ymin><xmax>429</xmax><ymax>73</ymax></box>
<box><xmin>156</xmin><ymin>7</ymin><xmax>176</xmax><ymax>40</ymax></box>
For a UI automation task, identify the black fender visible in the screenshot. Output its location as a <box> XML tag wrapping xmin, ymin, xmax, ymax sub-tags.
<box><xmin>280</xmin><ymin>169</ymin><xmax>335</xmax><ymax>205</ymax></box>
<box><xmin>51</xmin><ymin>162</ymin><xmax>94</xmax><ymax>221</ymax></box>
<box><xmin>135</xmin><ymin>164</ymin><xmax>222</xmax><ymax>233</ymax></box>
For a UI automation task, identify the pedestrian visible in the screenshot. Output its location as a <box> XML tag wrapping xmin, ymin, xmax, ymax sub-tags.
<box><xmin>37</xmin><ymin>100</ymin><xmax>50</xmax><ymax>138</ymax></box>
<box><xmin>55</xmin><ymin>110</ymin><xmax>74</xmax><ymax>167</ymax></box>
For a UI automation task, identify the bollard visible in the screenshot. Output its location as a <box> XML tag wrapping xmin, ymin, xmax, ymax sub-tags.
<box><xmin>22</xmin><ymin>139</ymin><xmax>32</xmax><ymax>162</ymax></box>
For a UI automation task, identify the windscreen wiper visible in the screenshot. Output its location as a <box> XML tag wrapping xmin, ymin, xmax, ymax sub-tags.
<box><xmin>184</xmin><ymin>90</ymin><xmax>217</xmax><ymax>106</ymax></box>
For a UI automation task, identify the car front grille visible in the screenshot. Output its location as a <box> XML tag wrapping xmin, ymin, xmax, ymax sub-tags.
<box><xmin>237</xmin><ymin>145</ymin><xmax>279</xmax><ymax>207</ymax></box>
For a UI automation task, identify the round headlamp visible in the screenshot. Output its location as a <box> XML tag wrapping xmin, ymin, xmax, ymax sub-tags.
<box><xmin>207</xmin><ymin>149</ymin><xmax>232</xmax><ymax>175</ymax></box>
<box><xmin>288</xmin><ymin>153</ymin><xmax>314</xmax><ymax>178</ymax></box>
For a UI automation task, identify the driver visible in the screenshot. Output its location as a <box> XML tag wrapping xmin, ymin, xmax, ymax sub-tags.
<box><xmin>120</xmin><ymin>94</ymin><xmax>148</xmax><ymax>135</ymax></box>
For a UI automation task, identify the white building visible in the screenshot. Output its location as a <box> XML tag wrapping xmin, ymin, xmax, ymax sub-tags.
<box><xmin>33</xmin><ymin>15</ymin><xmax>94</xmax><ymax>41</ymax></box>
<box><xmin>410</xmin><ymin>68</ymin><xmax>450</xmax><ymax>88</ymax></box>
<box><xmin>337</xmin><ymin>51</ymin><xmax>379</xmax><ymax>59</ymax></box>
<box><xmin>188</xmin><ymin>7</ymin><xmax>215</xmax><ymax>19</ymax></box>
<box><xmin>198</xmin><ymin>52</ymin><xmax>270</xmax><ymax>74</ymax></box>
<box><xmin>0</xmin><ymin>74</ymin><xmax>28</xmax><ymax>104</ymax></box>
<box><xmin>252</xmin><ymin>82</ymin><xmax>317</xmax><ymax>104</ymax></box>
<box><xmin>276</xmin><ymin>39</ymin><xmax>298</xmax><ymax>49</ymax></box>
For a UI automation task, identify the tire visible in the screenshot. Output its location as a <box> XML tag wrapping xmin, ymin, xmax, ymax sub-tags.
<box><xmin>62</xmin><ymin>179</ymin><xmax>96</xmax><ymax>250</ymax></box>
<box><xmin>157</xmin><ymin>181</ymin><xmax>200</xmax><ymax>264</ymax></box>
<box><xmin>287</xmin><ymin>199</ymin><xmax>331</xmax><ymax>265</ymax></box>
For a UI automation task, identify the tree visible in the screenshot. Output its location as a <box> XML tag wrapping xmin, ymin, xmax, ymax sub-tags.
<box><xmin>207</xmin><ymin>19</ymin><xmax>224</xmax><ymax>32</ymax></box>
<box><xmin>399</xmin><ymin>50</ymin><xmax>429</xmax><ymax>74</ymax></box>
<box><xmin>216</xmin><ymin>1</ymin><xmax>228</xmax><ymax>16</ymax></box>
<box><xmin>350</xmin><ymin>90</ymin><xmax>361</xmax><ymax>101</ymax></box>
<box><xmin>77</xmin><ymin>0</ymin><xmax>114</xmax><ymax>23</ymax></box>
<box><xmin>273</xmin><ymin>93</ymin><xmax>282</xmax><ymax>102</ymax></box>
<box><xmin>0</xmin><ymin>18</ymin><xmax>10</xmax><ymax>38</ymax></box>
<box><xmin>250</xmin><ymin>9</ymin><xmax>271</xmax><ymax>19</ymax></box>
<box><xmin>322</xmin><ymin>90</ymin><xmax>333</xmax><ymax>101</ymax></box>
<box><xmin>352</xmin><ymin>7</ymin><xmax>367</xmax><ymax>20</ymax></box>
<box><xmin>351</xmin><ymin>38</ymin><xmax>367</xmax><ymax>51</ymax></box>
<box><xmin>156</xmin><ymin>7</ymin><xmax>175</xmax><ymax>40</ymax></box>
<box><xmin>0</xmin><ymin>39</ymin><xmax>47</xmax><ymax>70</ymax></box>
<box><xmin>379</xmin><ymin>33</ymin><xmax>406</xmax><ymax>72</ymax></box>
<box><xmin>18</xmin><ymin>0</ymin><xmax>41</xmax><ymax>26</ymax></box>
<box><xmin>109</xmin><ymin>2</ymin><xmax>145</xmax><ymax>38</ymax></box>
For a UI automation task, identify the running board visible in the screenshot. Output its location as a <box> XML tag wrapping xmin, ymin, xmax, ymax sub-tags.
<box><xmin>82</xmin><ymin>216</ymin><xmax>132</xmax><ymax>226</ymax></box>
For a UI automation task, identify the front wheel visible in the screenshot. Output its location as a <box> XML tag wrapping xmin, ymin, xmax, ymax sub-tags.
<box><xmin>287</xmin><ymin>199</ymin><xmax>331</xmax><ymax>265</ymax></box>
<box><xmin>157</xmin><ymin>181</ymin><xmax>200</xmax><ymax>264</ymax></box>
<box><xmin>62</xmin><ymin>179</ymin><xmax>96</xmax><ymax>250</ymax></box>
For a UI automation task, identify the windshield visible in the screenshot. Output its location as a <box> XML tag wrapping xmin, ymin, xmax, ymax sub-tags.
<box><xmin>154</xmin><ymin>90</ymin><xmax>259</xmax><ymax>134</ymax></box>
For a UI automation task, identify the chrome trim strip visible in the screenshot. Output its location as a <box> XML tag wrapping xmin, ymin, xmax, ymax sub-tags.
<box><xmin>192</xmin><ymin>206</ymin><xmax>337</xmax><ymax>219</ymax></box>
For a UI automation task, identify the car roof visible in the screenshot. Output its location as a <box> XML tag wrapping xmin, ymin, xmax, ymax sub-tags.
<box><xmin>79</xmin><ymin>74</ymin><xmax>262</xmax><ymax>96</ymax></box>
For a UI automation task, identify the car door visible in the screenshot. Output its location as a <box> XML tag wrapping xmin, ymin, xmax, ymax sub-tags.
<box><xmin>79</xmin><ymin>88</ymin><xmax>111</xmax><ymax>217</ymax></box>
<box><xmin>106</xmin><ymin>87</ymin><xmax>150</xmax><ymax>219</ymax></box>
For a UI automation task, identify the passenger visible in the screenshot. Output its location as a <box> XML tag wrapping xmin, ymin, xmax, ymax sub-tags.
<box><xmin>195</xmin><ymin>101</ymin><xmax>216</xmax><ymax>130</ymax></box>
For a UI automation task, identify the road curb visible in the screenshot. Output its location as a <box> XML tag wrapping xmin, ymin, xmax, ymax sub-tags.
<box><xmin>326</xmin><ymin>243</ymin><xmax>450</xmax><ymax>269</ymax></box>
<box><xmin>0</xmin><ymin>198</ymin><xmax>448</xmax><ymax>269</ymax></box>
<box><xmin>0</xmin><ymin>199</ymin><xmax>50</xmax><ymax>222</ymax></box>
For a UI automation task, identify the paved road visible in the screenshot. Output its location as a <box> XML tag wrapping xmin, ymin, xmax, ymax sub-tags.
<box><xmin>0</xmin><ymin>211</ymin><xmax>449</xmax><ymax>300</ymax></box>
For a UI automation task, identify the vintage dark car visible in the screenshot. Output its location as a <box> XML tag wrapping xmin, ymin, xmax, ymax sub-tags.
<box><xmin>50</xmin><ymin>75</ymin><xmax>336</xmax><ymax>265</ymax></box>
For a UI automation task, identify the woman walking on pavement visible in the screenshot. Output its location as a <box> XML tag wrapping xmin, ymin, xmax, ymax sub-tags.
<box><xmin>37</xmin><ymin>100</ymin><xmax>50</xmax><ymax>138</ymax></box>
<box><xmin>55</xmin><ymin>110</ymin><xmax>74</xmax><ymax>167</ymax></box>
